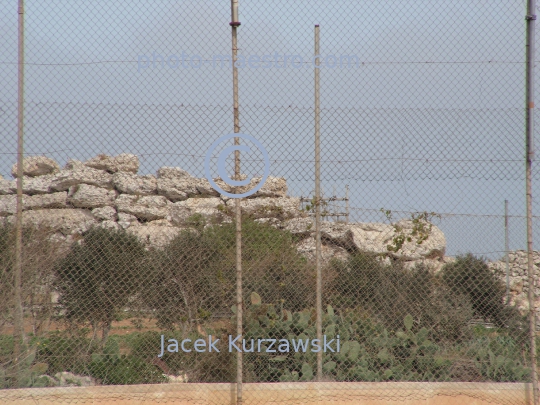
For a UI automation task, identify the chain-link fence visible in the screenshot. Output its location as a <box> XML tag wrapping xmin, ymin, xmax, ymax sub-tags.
<box><xmin>1</xmin><ymin>0</ymin><xmax>539</xmax><ymax>404</ymax></box>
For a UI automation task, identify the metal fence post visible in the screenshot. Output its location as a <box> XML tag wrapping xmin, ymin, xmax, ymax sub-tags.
<box><xmin>13</xmin><ymin>0</ymin><xmax>26</xmax><ymax>388</ymax></box>
<box><xmin>230</xmin><ymin>0</ymin><xmax>242</xmax><ymax>403</ymax></box>
<box><xmin>314</xmin><ymin>24</ymin><xmax>323</xmax><ymax>381</ymax></box>
<box><xmin>525</xmin><ymin>0</ymin><xmax>538</xmax><ymax>402</ymax></box>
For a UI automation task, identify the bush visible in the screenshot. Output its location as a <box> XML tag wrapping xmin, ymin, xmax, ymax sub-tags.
<box><xmin>36</xmin><ymin>330</ymin><xmax>98</xmax><ymax>375</ymax></box>
<box><xmin>54</xmin><ymin>227</ymin><xmax>147</xmax><ymax>344</ymax></box>
<box><xmin>142</xmin><ymin>218</ymin><xmax>313</xmax><ymax>331</ymax></box>
<box><xmin>0</xmin><ymin>223</ymin><xmax>62</xmax><ymax>335</ymax></box>
<box><xmin>88</xmin><ymin>354</ymin><xmax>167</xmax><ymax>385</ymax></box>
<box><xmin>441</xmin><ymin>254</ymin><xmax>507</xmax><ymax>326</ymax></box>
<box><xmin>239</xmin><ymin>297</ymin><xmax>531</xmax><ymax>383</ymax></box>
<box><xmin>327</xmin><ymin>253</ymin><xmax>474</xmax><ymax>342</ymax></box>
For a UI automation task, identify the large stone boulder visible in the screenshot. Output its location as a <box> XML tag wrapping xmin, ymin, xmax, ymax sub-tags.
<box><xmin>117</xmin><ymin>212</ymin><xmax>140</xmax><ymax>229</ymax></box>
<box><xmin>0</xmin><ymin>177</ymin><xmax>14</xmax><ymax>195</ymax></box>
<box><xmin>349</xmin><ymin>220</ymin><xmax>446</xmax><ymax>260</ymax></box>
<box><xmin>97</xmin><ymin>220</ymin><xmax>121</xmax><ymax>231</ymax></box>
<box><xmin>24</xmin><ymin>192</ymin><xmax>68</xmax><ymax>210</ymax></box>
<box><xmin>168</xmin><ymin>197</ymin><xmax>224</xmax><ymax>225</ymax></box>
<box><xmin>91</xmin><ymin>206</ymin><xmax>117</xmax><ymax>221</ymax></box>
<box><xmin>281</xmin><ymin>219</ymin><xmax>358</xmax><ymax>248</ymax></box>
<box><xmin>387</xmin><ymin>219</ymin><xmax>446</xmax><ymax>260</ymax></box>
<box><xmin>84</xmin><ymin>153</ymin><xmax>139</xmax><ymax>174</ymax></box>
<box><xmin>156</xmin><ymin>168</ymin><xmax>219</xmax><ymax>197</ymax></box>
<box><xmin>156</xmin><ymin>178</ymin><xmax>190</xmax><ymax>202</ymax></box>
<box><xmin>7</xmin><ymin>209</ymin><xmax>96</xmax><ymax>235</ymax></box>
<box><xmin>68</xmin><ymin>184</ymin><xmax>117</xmax><ymax>208</ymax></box>
<box><xmin>209</xmin><ymin>176</ymin><xmax>287</xmax><ymax>198</ymax></box>
<box><xmin>296</xmin><ymin>237</ymin><xmax>349</xmax><ymax>266</ymax></box>
<box><xmin>11</xmin><ymin>156</ymin><xmax>60</xmax><ymax>178</ymax></box>
<box><xmin>115</xmin><ymin>194</ymin><xmax>170</xmax><ymax>221</ymax></box>
<box><xmin>127</xmin><ymin>220</ymin><xmax>183</xmax><ymax>248</ymax></box>
<box><xmin>287</xmin><ymin>219</ymin><xmax>446</xmax><ymax>262</ymax></box>
<box><xmin>250</xmin><ymin>176</ymin><xmax>287</xmax><ymax>198</ymax></box>
<box><xmin>348</xmin><ymin>222</ymin><xmax>394</xmax><ymax>255</ymax></box>
<box><xmin>113</xmin><ymin>173</ymin><xmax>157</xmax><ymax>195</ymax></box>
<box><xmin>50</xmin><ymin>167</ymin><xmax>113</xmax><ymax>191</ymax></box>
<box><xmin>157</xmin><ymin>166</ymin><xmax>191</xmax><ymax>179</ymax></box>
<box><xmin>282</xmin><ymin>217</ymin><xmax>315</xmax><ymax>236</ymax></box>
<box><xmin>0</xmin><ymin>193</ymin><xmax>68</xmax><ymax>216</ymax></box>
<box><xmin>240</xmin><ymin>197</ymin><xmax>302</xmax><ymax>220</ymax></box>
<box><xmin>9</xmin><ymin>175</ymin><xmax>55</xmax><ymax>195</ymax></box>
<box><xmin>195</xmin><ymin>178</ymin><xmax>220</xmax><ymax>197</ymax></box>
<box><xmin>64</xmin><ymin>159</ymin><xmax>84</xmax><ymax>170</ymax></box>
<box><xmin>319</xmin><ymin>222</ymin><xmax>358</xmax><ymax>251</ymax></box>
<box><xmin>0</xmin><ymin>195</ymin><xmax>16</xmax><ymax>216</ymax></box>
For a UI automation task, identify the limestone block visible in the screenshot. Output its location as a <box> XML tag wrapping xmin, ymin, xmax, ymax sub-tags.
<box><xmin>84</xmin><ymin>153</ymin><xmax>139</xmax><ymax>174</ymax></box>
<box><xmin>68</xmin><ymin>184</ymin><xmax>117</xmax><ymax>208</ymax></box>
<box><xmin>113</xmin><ymin>173</ymin><xmax>157</xmax><ymax>195</ymax></box>
<box><xmin>12</xmin><ymin>156</ymin><xmax>60</xmax><ymax>177</ymax></box>
<box><xmin>115</xmin><ymin>194</ymin><xmax>170</xmax><ymax>221</ymax></box>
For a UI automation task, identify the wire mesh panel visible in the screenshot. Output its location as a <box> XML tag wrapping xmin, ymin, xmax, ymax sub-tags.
<box><xmin>0</xmin><ymin>0</ymin><xmax>539</xmax><ymax>404</ymax></box>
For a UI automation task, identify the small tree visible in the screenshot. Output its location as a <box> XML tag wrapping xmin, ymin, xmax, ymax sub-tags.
<box><xmin>0</xmin><ymin>224</ymin><xmax>61</xmax><ymax>336</ymax></box>
<box><xmin>142</xmin><ymin>226</ymin><xmax>230</xmax><ymax>332</ymax></box>
<box><xmin>54</xmin><ymin>227</ymin><xmax>146</xmax><ymax>344</ymax></box>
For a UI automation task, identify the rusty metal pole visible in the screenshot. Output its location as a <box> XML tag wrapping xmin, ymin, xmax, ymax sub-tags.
<box><xmin>230</xmin><ymin>0</ymin><xmax>242</xmax><ymax>403</ymax></box>
<box><xmin>505</xmin><ymin>200</ymin><xmax>510</xmax><ymax>305</ymax></box>
<box><xmin>13</xmin><ymin>0</ymin><xmax>26</xmax><ymax>388</ymax></box>
<box><xmin>314</xmin><ymin>24</ymin><xmax>323</xmax><ymax>381</ymax></box>
<box><xmin>525</xmin><ymin>0</ymin><xmax>538</xmax><ymax>402</ymax></box>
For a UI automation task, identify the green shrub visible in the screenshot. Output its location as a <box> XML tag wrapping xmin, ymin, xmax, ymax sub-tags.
<box><xmin>452</xmin><ymin>334</ymin><xmax>531</xmax><ymax>382</ymax></box>
<box><xmin>54</xmin><ymin>227</ymin><xmax>147</xmax><ymax>344</ymax></box>
<box><xmin>240</xmin><ymin>297</ymin><xmax>453</xmax><ymax>383</ymax></box>
<box><xmin>36</xmin><ymin>330</ymin><xmax>99</xmax><ymax>375</ymax></box>
<box><xmin>0</xmin><ymin>347</ymin><xmax>54</xmax><ymax>388</ymax></box>
<box><xmin>239</xmin><ymin>296</ymin><xmax>530</xmax><ymax>383</ymax></box>
<box><xmin>88</xmin><ymin>354</ymin><xmax>167</xmax><ymax>385</ymax></box>
<box><xmin>142</xmin><ymin>218</ymin><xmax>313</xmax><ymax>331</ymax></box>
<box><xmin>0</xmin><ymin>224</ymin><xmax>61</xmax><ymax>336</ymax></box>
<box><xmin>328</xmin><ymin>253</ymin><xmax>474</xmax><ymax>342</ymax></box>
<box><xmin>0</xmin><ymin>335</ymin><xmax>14</xmax><ymax>365</ymax></box>
<box><xmin>441</xmin><ymin>254</ymin><xmax>507</xmax><ymax>326</ymax></box>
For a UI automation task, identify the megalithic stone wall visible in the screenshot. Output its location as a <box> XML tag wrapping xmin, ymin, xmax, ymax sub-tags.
<box><xmin>1</xmin><ymin>155</ymin><xmax>538</xmax><ymax>320</ymax></box>
<box><xmin>0</xmin><ymin>154</ymin><xmax>446</xmax><ymax>261</ymax></box>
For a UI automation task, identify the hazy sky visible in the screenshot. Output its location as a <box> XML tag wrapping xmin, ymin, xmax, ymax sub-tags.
<box><xmin>0</xmin><ymin>0</ymin><xmax>537</xmax><ymax>257</ymax></box>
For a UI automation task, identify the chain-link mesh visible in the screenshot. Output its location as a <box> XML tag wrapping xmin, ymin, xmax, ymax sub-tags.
<box><xmin>1</xmin><ymin>0</ymin><xmax>539</xmax><ymax>404</ymax></box>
